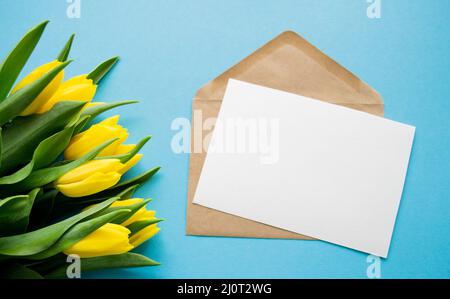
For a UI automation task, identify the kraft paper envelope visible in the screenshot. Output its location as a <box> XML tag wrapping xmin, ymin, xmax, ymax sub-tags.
<box><xmin>186</xmin><ymin>31</ymin><xmax>384</xmax><ymax>239</ymax></box>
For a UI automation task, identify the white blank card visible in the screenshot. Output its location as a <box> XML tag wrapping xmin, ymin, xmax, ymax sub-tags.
<box><xmin>193</xmin><ymin>79</ymin><xmax>415</xmax><ymax>257</ymax></box>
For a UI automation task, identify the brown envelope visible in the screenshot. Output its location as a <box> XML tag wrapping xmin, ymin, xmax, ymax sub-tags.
<box><xmin>186</xmin><ymin>31</ymin><xmax>384</xmax><ymax>239</ymax></box>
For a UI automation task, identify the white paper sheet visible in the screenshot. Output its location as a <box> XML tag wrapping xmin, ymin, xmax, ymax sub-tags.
<box><xmin>193</xmin><ymin>79</ymin><xmax>415</xmax><ymax>257</ymax></box>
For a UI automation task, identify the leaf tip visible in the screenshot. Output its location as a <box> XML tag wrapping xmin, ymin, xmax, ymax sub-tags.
<box><xmin>39</xmin><ymin>20</ymin><xmax>50</xmax><ymax>27</ymax></box>
<box><xmin>57</xmin><ymin>34</ymin><xmax>76</xmax><ymax>62</ymax></box>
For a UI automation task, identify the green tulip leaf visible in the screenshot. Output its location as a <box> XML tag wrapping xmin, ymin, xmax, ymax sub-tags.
<box><xmin>86</xmin><ymin>198</ymin><xmax>152</xmax><ymax>224</ymax></box>
<box><xmin>4</xmin><ymin>138</ymin><xmax>117</xmax><ymax>195</ymax></box>
<box><xmin>50</xmin><ymin>184</ymin><xmax>140</xmax><ymax>218</ymax></box>
<box><xmin>76</xmin><ymin>167</ymin><xmax>160</xmax><ymax>201</ymax></box>
<box><xmin>117</xmin><ymin>184</ymin><xmax>139</xmax><ymax>200</ymax></box>
<box><xmin>111</xmin><ymin>198</ymin><xmax>152</xmax><ymax>225</ymax></box>
<box><xmin>87</xmin><ymin>56</ymin><xmax>119</xmax><ymax>85</ymax></box>
<box><xmin>0</xmin><ymin>189</ymin><xmax>39</xmax><ymax>236</ymax></box>
<box><xmin>0</xmin><ymin>197</ymin><xmax>118</xmax><ymax>256</ymax></box>
<box><xmin>0</xmin><ymin>125</ymin><xmax>75</xmax><ymax>185</ymax></box>
<box><xmin>0</xmin><ymin>263</ymin><xmax>43</xmax><ymax>279</ymax></box>
<box><xmin>113</xmin><ymin>166</ymin><xmax>161</xmax><ymax>190</ymax></box>
<box><xmin>78</xmin><ymin>183</ymin><xmax>140</xmax><ymax>204</ymax></box>
<box><xmin>57</xmin><ymin>34</ymin><xmax>75</xmax><ymax>62</ymax></box>
<box><xmin>0</xmin><ymin>100</ymin><xmax>85</xmax><ymax>174</ymax></box>
<box><xmin>44</xmin><ymin>253</ymin><xmax>159</xmax><ymax>279</ymax></box>
<box><xmin>31</xmin><ymin>126</ymin><xmax>75</xmax><ymax>168</ymax></box>
<box><xmin>51</xmin><ymin>168</ymin><xmax>159</xmax><ymax>211</ymax></box>
<box><xmin>0</xmin><ymin>127</ymin><xmax>2</xmax><ymax>168</ymax></box>
<box><xmin>61</xmin><ymin>168</ymin><xmax>161</xmax><ymax>206</ymax></box>
<box><xmin>23</xmin><ymin>253</ymin><xmax>67</xmax><ymax>275</ymax></box>
<box><xmin>0</xmin><ymin>21</ymin><xmax>48</xmax><ymax>101</ymax></box>
<box><xmin>0</xmin><ymin>162</ymin><xmax>33</xmax><ymax>186</ymax></box>
<box><xmin>80</xmin><ymin>100</ymin><xmax>138</xmax><ymax>122</ymax></box>
<box><xmin>28</xmin><ymin>189</ymin><xmax>59</xmax><ymax>231</ymax></box>
<box><xmin>73</xmin><ymin>115</ymin><xmax>91</xmax><ymax>135</ymax></box>
<box><xmin>98</xmin><ymin>135</ymin><xmax>151</xmax><ymax>163</ymax></box>
<box><xmin>28</xmin><ymin>209</ymin><xmax>131</xmax><ymax>260</ymax></box>
<box><xmin>0</xmin><ymin>60</ymin><xmax>72</xmax><ymax>126</ymax></box>
<box><xmin>128</xmin><ymin>219</ymin><xmax>164</xmax><ymax>236</ymax></box>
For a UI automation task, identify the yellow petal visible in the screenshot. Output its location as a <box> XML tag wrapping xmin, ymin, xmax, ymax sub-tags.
<box><xmin>100</xmin><ymin>115</ymin><xmax>120</xmax><ymax>126</ymax></box>
<box><xmin>64</xmin><ymin>223</ymin><xmax>133</xmax><ymax>258</ymax></box>
<box><xmin>122</xmin><ymin>208</ymin><xmax>156</xmax><ymax>227</ymax></box>
<box><xmin>83</xmin><ymin>198</ymin><xmax>144</xmax><ymax>212</ymax></box>
<box><xmin>119</xmin><ymin>154</ymin><xmax>143</xmax><ymax>174</ymax></box>
<box><xmin>37</xmin><ymin>75</ymin><xmax>97</xmax><ymax>113</ymax></box>
<box><xmin>57</xmin><ymin>159</ymin><xmax>122</xmax><ymax>184</ymax></box>
<box><xmin>115</xmin><ymin>144</ymin><xmax>136</xmax><ymax>155</ymax></box>
<box><xmin>100</xmin><ymin>129</ymin><xmax>128</xmax><ymax>157</ymax></box>
<box><xmin>110</xmin><ymin>198</ymin><xmax>151</xmax><ymax>226</ymax></box>
<box><xmin>111</xmin><ymin>198</ymin><xmax>144</xmax><ymax>207</ymax></box>
<box><xmin>12</xmin><ymin>60</ymin><xmax>64</xmax><ymax>116</ymax></box>
<box><xmin>62</xmin><ymin>74</ymin><xmax>91</xmax><ymax>86</ymax></box>
<box><xmin>56</xmin><ymin>171</ymin><xmax>121</xmax><ymax>197</ymax></box>
<box><xmin>85</xmin><ymin>101</ymin><xmax>106</xmax><ymax>108</ymax></box>
<box><xmin>129</xmin><ymin>225</ymin><xmax>160</xmax><ymax>248</ymax></box>
<box><xmin>64</xmin><ymin>123</ymin><xmax>128</xmax><ymax>160</ymax></box>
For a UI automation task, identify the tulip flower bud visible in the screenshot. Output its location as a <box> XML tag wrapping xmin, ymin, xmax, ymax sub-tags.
<box><xmin>129</xmin><ymin>225</ymin><xmax>160</xmax><ymax>248</ymax></box>
<box><xmin>64</xmin><ymin>223</ymin><xmax>134</xmax><ymax>258</ymax></box>
<box><xmin>55</xmin><ymin>159</ymin><xmax>123</xmax><ymax>197</ymax></box>
<box><xmin>111</xmin><ymin>198</ymin><xmax>157</xmax><ymax>226</ymax></box>
<box><xmin>37</xmin><ymin>74</ymin><xmax>97</xmax><ymax>113</ymax></box>
<box><xmin>64</xmin><ymin>115</ymin><xmax>130</xmax><ymax>160</ymax></box>
<box><xmin>64</xmin><ymin>199</ymin><xmax>160</xmax><ymax>258</ymax></box>
<box><xmin>110</xmin><ymin>198</ymin><xmax>161</xmax><ymax>247</ymax></box>
<box><xmin>11</xmin><ymin>60</ymin><xmax>64</xmax><ymax>115</ymax></box>
<box><xmin>55</xmin><ymin>156</ymin><xmax>142</xmax><ymax>197</ymax></box>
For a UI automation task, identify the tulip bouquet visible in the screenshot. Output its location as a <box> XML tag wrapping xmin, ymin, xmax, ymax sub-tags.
<box><xmin>0</xmin><ymin>21</ymin><xmax>162</xmax><ymax>278</ymax></box>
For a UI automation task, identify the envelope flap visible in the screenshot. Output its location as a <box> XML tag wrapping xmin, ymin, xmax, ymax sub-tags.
<box><xmin>194</xmin><ymin>31</ymin><xmax>383</xmax><ymax>107</ymax></box>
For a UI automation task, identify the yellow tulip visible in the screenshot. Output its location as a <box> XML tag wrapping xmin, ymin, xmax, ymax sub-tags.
<box><xmin>69</xmin><ymin>198</ymin><xmax>160</xmax><ymax>258</ymax></box>
<box><xmin>110</xmin><ymin>198</ymin><xmax>156</xmax><ymax>226</ymax></box>
<box><xmin>11</xmin><ymin>60</ymin><xmax>64</xmax><ymax>116</ymax></box>
<box><xmin>102</xmin><ymin>198</ymin><xmax>160</xmax><ymax>247</ymax></box>
<box><xmin>64</xmin><ymin>115</ymin><xmax>138</xmax><ymax>160</ymax></box>
<box><xmin>37</xmin><ymin>74</ymin><xmax>97</xmax><ymax>113</ymax></box>
<box><xmin>55</xmin><ymin>158</ymin><xmax>139</xmax><ymax>197</ymax></box>
<box><xmin>129</xmin><ymin>224</ymin><xmax>160</xmax><ymax>248</ymax></box>
<box><xmin>64</xmin><ymin>223</ymin><xmax>133</xmax><ymax>258</ymax></box>
<box><xmin>65</xmin><ymin>199</ymin><xmax>160</xmax><ymax>257</ymax></box>
<box><xmin>110</xmin><ymin>198</ymin><xmax>160</xmax><ymax>247</ymax></box>
<box><xmin>119</xmin><ymin>153</ymin><xmax>143</xmax><ymax>174</ymax></box>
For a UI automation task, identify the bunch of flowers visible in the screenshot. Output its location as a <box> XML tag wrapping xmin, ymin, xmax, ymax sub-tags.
<box><xmin>0</xmin><ymin>21</ymin><xmax>162</xmax><ymax>278</ymax></box>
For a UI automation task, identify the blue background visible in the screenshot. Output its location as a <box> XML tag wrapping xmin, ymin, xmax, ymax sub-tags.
<box><xmin>0</xmin><ymin>0</ymin><xmax>448</xmax><ymax>278</ymax></box>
